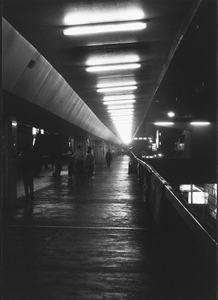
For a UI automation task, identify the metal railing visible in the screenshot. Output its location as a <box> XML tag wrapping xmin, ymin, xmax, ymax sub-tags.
<box><xmin>129</xmin><ymin>151</ymin><xmax>216</xmax><ymax>256</ymax></box>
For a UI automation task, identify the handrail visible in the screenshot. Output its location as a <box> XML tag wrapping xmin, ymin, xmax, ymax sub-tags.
<box><xmin>130</xmin><ymin>151</ymin><xmax>217</xmax><ymax>254</ymax></box>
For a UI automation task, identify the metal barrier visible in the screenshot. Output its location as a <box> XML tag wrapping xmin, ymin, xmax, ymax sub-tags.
<box><xmin>130</xmin><ymin>151</ymin><xmax>216</xmax><ymax>255</ymax></box>
<box><xmin>130</xmin><ymin>151</ymin><xmax>216</xmax><ymax>298</ymax></box>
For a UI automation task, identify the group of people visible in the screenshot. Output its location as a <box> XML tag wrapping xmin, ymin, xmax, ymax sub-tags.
<box><xmin>68</xmin><ymin>146</ymin><xmax>95</xmax><ymax>179</ymax></box>
<box><xmin>21</xmin><ymin>143</ymin><xmax>114</xmax><ymax>202</ymax></box>
<box><xmin>68</xmin><ymin>147</ymin><xmax>113</xmax><ymax>178</ymax></box>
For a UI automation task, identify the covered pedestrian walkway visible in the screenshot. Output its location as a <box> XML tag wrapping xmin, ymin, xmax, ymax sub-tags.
<box><xmin>2</xmin><ymin>155</ymin><xmax>215</xmax><ymax>300</ymax></box>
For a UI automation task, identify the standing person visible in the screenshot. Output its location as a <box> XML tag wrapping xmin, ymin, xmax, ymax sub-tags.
<box><xmin>76</xmin><ymin>146</ymin><xmax>85</xmax><ymax>175</ymax></box>
<box><xmin>105</xmin><ymin>149</ymin><xmax>113</xmax><ymax>167</ymax></box>
<box><xmin>85</xmin><ymin>147</ymin><xmax>95</xmax><ymax>179</ymax></box>
<box><xmin>21</xmin><ymin>143</ymin><xmax>35</xmax><ymax>202</ymax></box>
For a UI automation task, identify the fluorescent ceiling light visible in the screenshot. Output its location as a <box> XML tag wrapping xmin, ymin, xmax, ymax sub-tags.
<box><xmin>86</xmin><ymin>63</ymin><xmax>140</xmax><ymax>72</ymax></box>
<box><xmin>88</xmin><ymin>56</ymin><xmax>139</xmax><ymax>66</ymax></box>
<box><xmin>63</xmin><ymin>22</ymin><xmax>146</xmax><ymax>35</ymax></box>
<box><xmin>107</xmin><ymin>105</ymin><xmax>134</xmax><ymax>110</ymax></box>
<box><xmin>97</xmin><ymin>80</ymin><xmax>136</xmax><ymax>88</ymax></box>
<box><xmin>190</xmin><ymin>122</ymin><xmax>210</xmax><ymax>126</ymax></box>
<box><xmin>97</xmin><ymin>86</ymin><xmax>137</xmax><ymax>93</ymax></box>
<box><xmin>104</xmin><ymin>94</ymin><xmax>135</xmax><ymax>101</ymax></box>
<box><xmin>64</xmin><ymin>8</ymin><xmax>145</xmax><ymax>26</ymax></box>
<box><xmin>103</xmin><ymin>100</ymin><xmax>136</xmax><ymax>105</ymax></box>
<box><xmin>154</xmin><ymin>122</ymin><xmax>174</xmax><ymax>126</ymax></box>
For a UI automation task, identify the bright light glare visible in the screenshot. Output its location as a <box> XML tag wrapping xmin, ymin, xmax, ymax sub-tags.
<box><xmin>63</xmin><ymin>22</ymin><xmax>146</xmax><ymax>35</ymax></box>
<box><xmin>97</xmin><ymin>86</ymin><xmax>137</xmax><ymax>93</ymax></box>
<box><xmin>107</xmin><ymin>105</ymin><xmax>134</xmax><ymax>110</ymax></box>
<box><xmin>168</xmin><ymin>111</ymin><xmax>175</xmax><ymax>117</ymax></box>
<box><xmin>64</xmin><ymin>8</ymin><xmax>145</xmax><ymax>26</ymax></box>
<box><xmin>97</xmin><ymin>80</ymin><xmax>136</xmax><ymax>88</ymax></box>
<box><xmin>117</xmin><ymin>128</ymin><xmax>132</xmax><ymax>144</ymax></box>
<box><xmin>86</xmin><ymin>63</ymin><xmax>140</xmax><ymax>72</ymax></box>
<box><xmin>103</xmin><ymin>100</ymin><xmax>136</xmax><ymax>105</ymax></box>
<box><xmin>154</xmin><ymin>122</ymin><xmax>174</xmax><ymax>126</ymax></box>
<box><xmin>104</xmin><ymin>94</ymin><xmax>135</xmax><ymax>101</ymax></box>
<box><xmin>190</xmin><ymin>122</ymin><xmax>210</xmax><ymax>126</ymax></box>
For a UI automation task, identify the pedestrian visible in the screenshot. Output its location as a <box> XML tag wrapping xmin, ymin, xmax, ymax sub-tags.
<box><xmin>76</xmin><ymin>146</ymin><xmax>85</xmax><ymax>175</ymax></box>
<box><xmin>85</xmin><ymin>147</ymin><xmax>95</xmax><ymax>179</ymax></box>
<box><xmin>20</xmin><ymin>143</ymin><xmax>35</xmax><ymax>202</ymax></box>
<box><xmin>105</xmin><ymin>149</ymin><xmax>113</xmax><ymax>167</ymax></box>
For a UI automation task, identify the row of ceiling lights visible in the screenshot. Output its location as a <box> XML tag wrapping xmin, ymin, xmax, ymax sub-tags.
<box><xmin>63</xmin><ymin>7</ymin><xmax>147</xmax><ymax>144</ymax></box>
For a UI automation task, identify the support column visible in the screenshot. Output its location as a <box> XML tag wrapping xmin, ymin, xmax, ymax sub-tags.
<box><xmin>94</xmin><ymin>140</ymin><xmax>105</xmax><ymax>164</ymax></box>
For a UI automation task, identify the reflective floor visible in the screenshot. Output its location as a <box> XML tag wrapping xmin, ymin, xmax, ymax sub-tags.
<box><xmin>1</xmin><ymin>156</ymin><xmax>196</xmax><ymax>299</ymax></box>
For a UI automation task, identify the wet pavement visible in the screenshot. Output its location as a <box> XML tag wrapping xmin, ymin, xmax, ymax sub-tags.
<box><xmin>2</xmin><ymin>155</ymin><xmax>179</xmax><ymax>299</ymax></box>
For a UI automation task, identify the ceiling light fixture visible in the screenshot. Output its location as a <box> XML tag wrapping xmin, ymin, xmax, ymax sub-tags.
<box><xmin>154</xmin><ymin>122</ymin><xmax>174</xmax><ymax>126</ymax></box>
<box><xmin>97</xmin><ymin>80</ymin><xmax>136</xmax><ymax>88</ymax></box>
<box><xmin>97</xmin><ymin>85</ymin><xmax>137</xmax><ymax>93</ymax></box>
<box><xmin>190</xmin><ymin>122</ymin><xmax>210</xmax><ymax>126</ymax></box>
<box><xmin>103</xmin><ymin>100</ymin><xmax>136</xmax><ymax>105</ymax></box>
<box><xmin>86</xmin><ymin>63</ymin><xmax>140</xmax><ymax>72</ymax></box>
<box><xmin>104</xmin><ymin>94</ymin><xmax>135</xmax><ymax>101</ymax></box>
<box><xmin>63</xmin><ymin>22</ymin><xmax>146</xmax><ymax>36</ymax></box>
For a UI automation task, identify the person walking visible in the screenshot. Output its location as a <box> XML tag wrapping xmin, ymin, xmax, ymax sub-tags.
<box><xmin>85</xmin><ymin>147</ymin><xmax>95</xmax><ymax>179</ymax></box>
<box><xmin>105</xmin><ymin>149</ymin><xmax>113</xmax><ymax>167</ymax></box>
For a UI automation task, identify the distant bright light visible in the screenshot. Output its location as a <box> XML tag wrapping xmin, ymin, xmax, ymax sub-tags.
<box><xmin>64</xmin><ymin>8</ymin><xmax>145</xmax><ymax>26</ymax></box>
<box><xmin>103</xmin><ymin>100</ymin><xmax>136</xmax><ymax>105</ymax></box>
<box><xmin>86</xmin><ymin>63</ymin><xmax>140</xmax><ymax>72</ymax></box>
<box><xmin>104</xmin><ymin>94</ymin><xmax>135</xmax><ymax>101</ymax></box>
<box><xmin>107</xmin><ymin>105</ymin><xmax>134</xmax><ymax>110</ymax></box>
<box><xmin>97</xmin><ymin>80</ymin><xmax>136</xmax><ymax>88</ymax></box>
<box><xmin>97</xmin><ymin>85</ymin><xmax>137</xmax><ymax>93</ymax></box>
<box><xmin>168</xmin><ymin>111</ymin><xmax>175</xmax><ymax>118</ymax></box>
<box><xmin>190</xmin><ymin>122</ymin><xmax>210</xmax><ymax>126</ymax></box>
<box><xmin>117</xmin><ymin>127</ymin><xmax>132</xmax><ymax>144</ymax></box>
<box><xmin>154</xmin><ymin>122</ymin><xmax>174</xmax><ymax>126</ymax></box>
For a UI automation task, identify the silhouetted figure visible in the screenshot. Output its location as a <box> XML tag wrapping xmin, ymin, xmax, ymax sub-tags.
<box><xmin>21</xmin><ymin>145</ymin><xmax>35</xmax><ymax>202</ymax></box>
<box><xmin>68</xmin><ymin>151</ymin><xmax>76</xmax><ymax>178</ymax></box>
<box><xmin>105</xmin><ymin>149</ymin><xmax>112</xmax><ymax>167</ymax></box>
<box><xmin>85</xmin><ymin>147</ymin><xmax>95</xmax><ymax>179</ymax></box>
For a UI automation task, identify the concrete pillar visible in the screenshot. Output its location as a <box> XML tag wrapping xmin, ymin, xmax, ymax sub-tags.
<box><xmin>94</xmin><ymin>140</ymin><xmax>105</xmax><ymax>164</ymax></box>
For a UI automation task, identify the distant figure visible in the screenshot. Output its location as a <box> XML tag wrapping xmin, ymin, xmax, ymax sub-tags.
<box><xmin>21</xmin><ymin>144</ymin><xmax>35</xmax><ymax>202</ymax></box>
<box><xmin>76</xmin><ymin>146</ymin><xmax>85</xmax><ymax>175</ymax></box>
<box><xmin>105</xmin><ymin>149</ymin><xmax>113</xmax><ymax>167</ymax></box>
<box><xmin>85</xmin><ymin>147</ymin><xmax>95</xmax><ymax>179</ymax></box>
